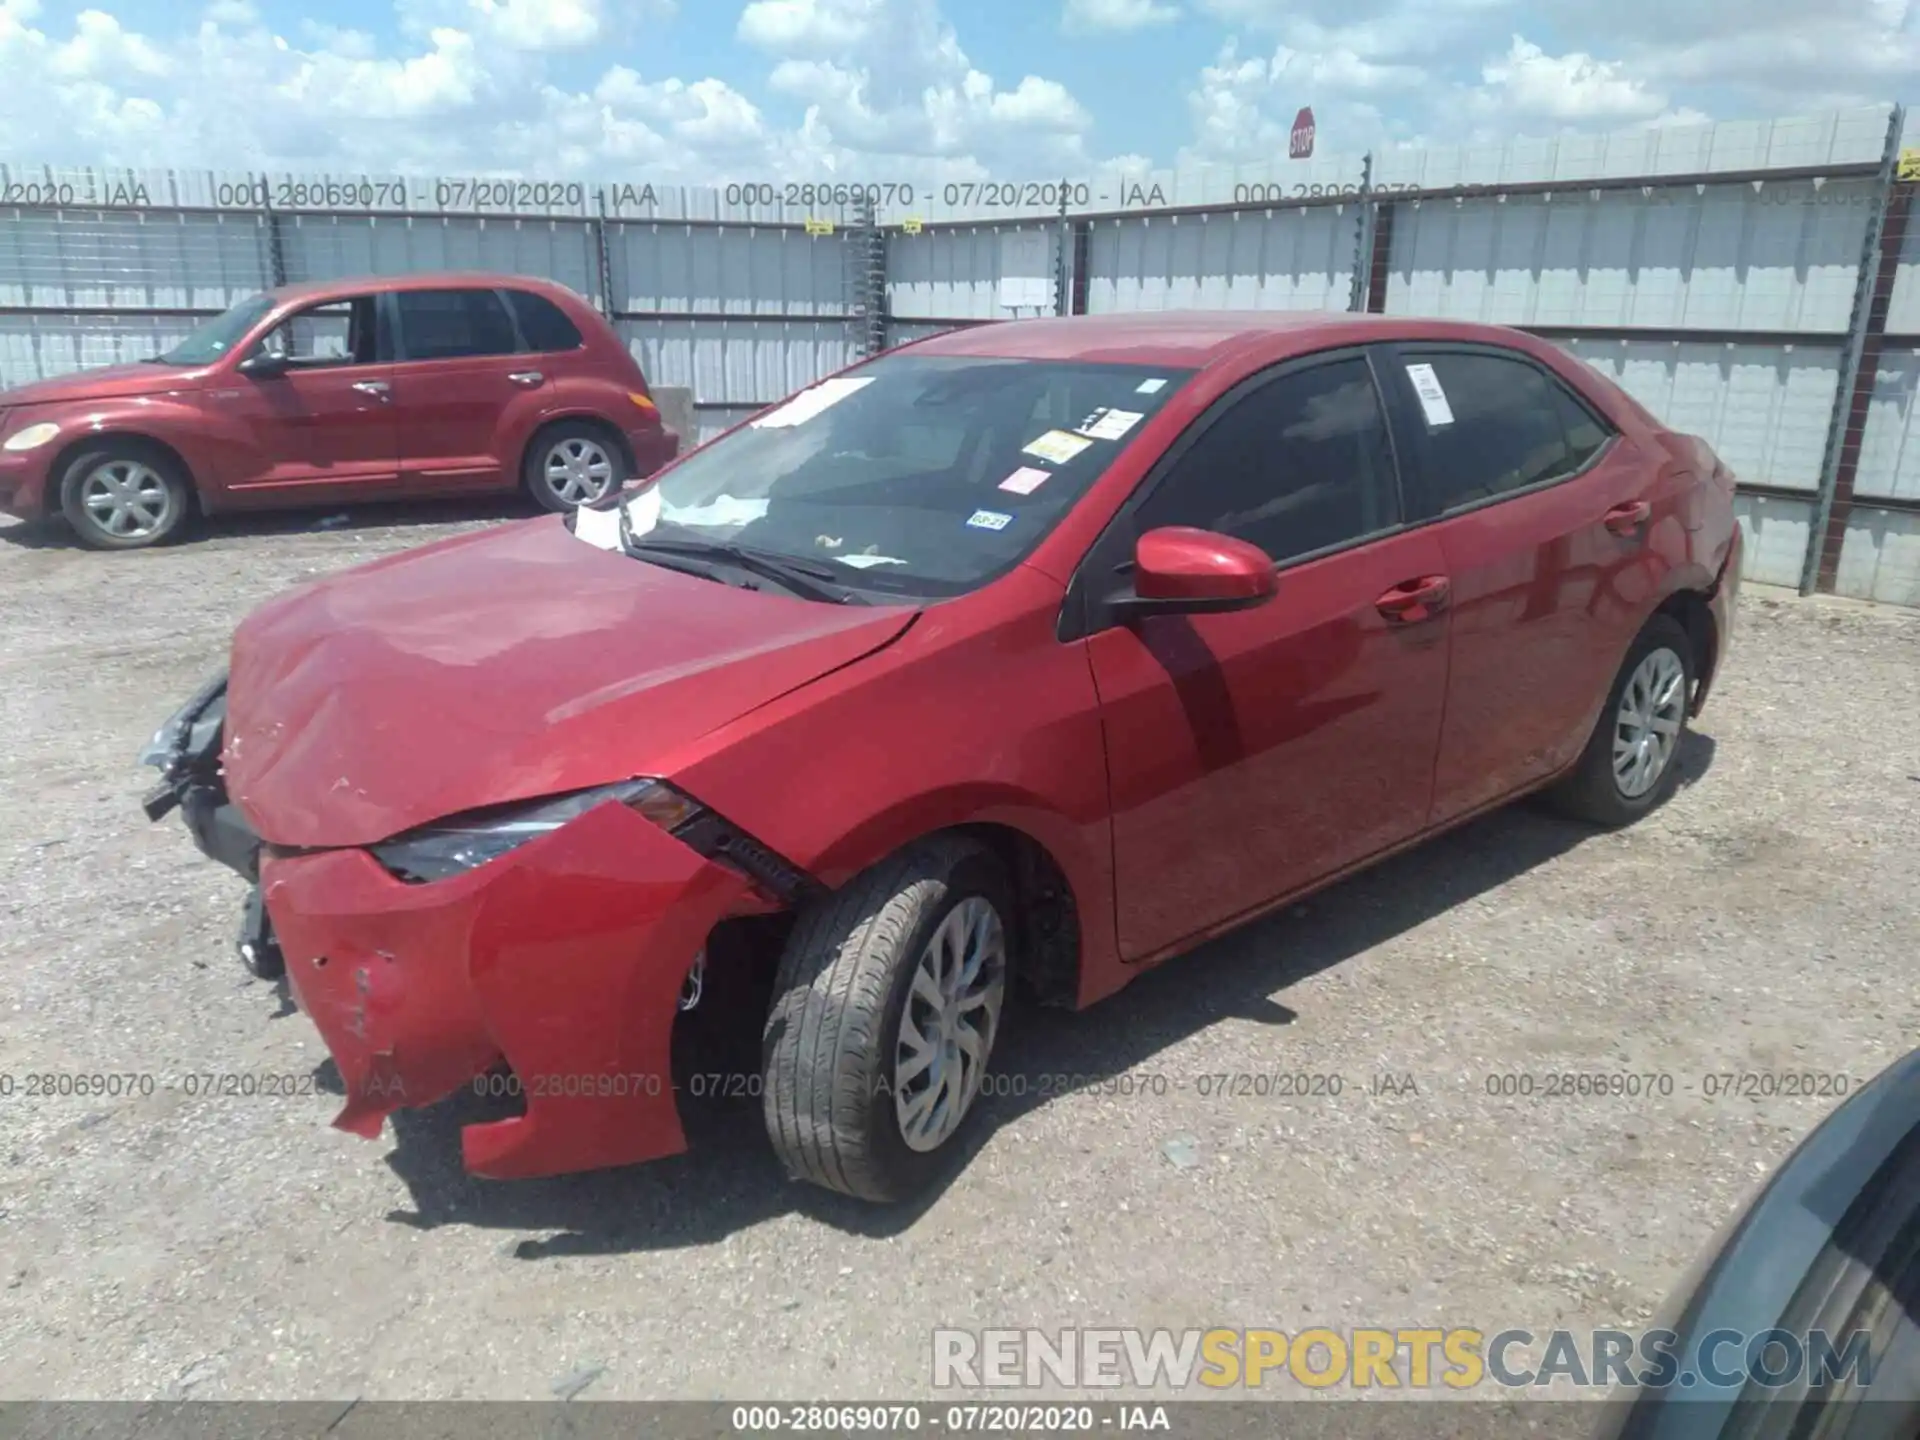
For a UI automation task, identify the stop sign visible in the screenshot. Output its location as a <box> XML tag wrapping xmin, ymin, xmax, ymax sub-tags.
<box><xmin>1290</xmin><ymin>106</ymin><xmax>1316</xmax><ymax>159</ymax></box>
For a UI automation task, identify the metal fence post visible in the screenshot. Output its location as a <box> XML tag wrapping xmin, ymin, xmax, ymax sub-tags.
<box><xmin>1799</xmin><ymin>104</ymin><xmax>1905</xmax><ymax>596</ymax></box>
<box><xmin>590</xmin><ymin>185</ymin><xmax>616</xmax><ymax>317</ymax></box>
<box><xmin>1055</xmin><ymin>179</ymin><xmax>1072</xmax><ymax>317</ymax></box>
<box><xmin>847</xmin><ymin>193</ymin><xmax>888</xmax><ymax>357</ymax></box>
<box><xmin>1349</xmin><ymin>151</ymin><xmax>1374</xmax><ymax>313</ymax></box>
<box><xmin>259</xmin><ymin>171</ymin><xmax>287</xmax><ymax>287</ymax></box>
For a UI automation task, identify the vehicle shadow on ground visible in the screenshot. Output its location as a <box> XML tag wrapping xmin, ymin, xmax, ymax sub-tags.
<box><xmin>0</xmin><ymin>496</ymin><xmax>535</xmax><ymax>550</ymax></box>
<box><xmin>372</xmin><ymin>733</ymin><xmax>1717</xmax><ymax>1254</ymax></box>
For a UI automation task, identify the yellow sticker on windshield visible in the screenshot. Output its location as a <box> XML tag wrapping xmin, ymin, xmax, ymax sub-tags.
<box><xmin>1023</xmin><ymin>429</ymin><xmax>1092</xmax><ymax>465</ymax></box>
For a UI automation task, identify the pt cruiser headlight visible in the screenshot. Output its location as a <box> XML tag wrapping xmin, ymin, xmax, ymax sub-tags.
<box><xmin>3</xmin><ymin>421</ymin><xmax>60</xmax><ymax>452</ymax></box>
<box><xmin>371</xmin><ymin>778</ymin><xmax>705</xmax><ymax>882</ymax></box>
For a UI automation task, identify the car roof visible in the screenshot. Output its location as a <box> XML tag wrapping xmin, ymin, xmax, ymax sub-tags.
<box><xmin>901</xmin><ymin>310</ymin><xmax>1543</xmax><ymax>369</ymax></box>
<box><xmin>266</xmin><ymin>272</ymin><xmax>583</xmax><ymax>306</ymax></box>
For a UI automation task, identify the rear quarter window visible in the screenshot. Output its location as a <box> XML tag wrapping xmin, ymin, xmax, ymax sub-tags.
<box><xmin>506</xmin><ymin>290</ymin><xmax>586</xmax><ymax>352</ymax></box>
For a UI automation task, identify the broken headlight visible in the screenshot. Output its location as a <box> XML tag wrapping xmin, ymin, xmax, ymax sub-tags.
<box><xmin>138</xmin><ymin>672</ymin><xmax>228</xmax><ymax>773</ymax></box>
<box><xmin>370</xmin><ymin>778</ymin><xmax>706</xmax><ymax>883</ymax></box>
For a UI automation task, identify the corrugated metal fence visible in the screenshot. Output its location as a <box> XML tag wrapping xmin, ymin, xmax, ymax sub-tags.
<box><xmin>4</xmin><ymin>104</ymin><xmax>1917</xmax><ymax>604</ymax></box>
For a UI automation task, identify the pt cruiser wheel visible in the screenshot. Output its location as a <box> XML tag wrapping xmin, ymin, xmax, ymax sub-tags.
<box><xmin>762</xmin><ymin>837</ymin><xmax>1010</xmax><ymax>1202</ymax></box>
<box><xmin>60</xmin><ymin>444</ymin><xmax>193</xmax><ymax>550</ymax></box>
<box><xmin>526</xmin><ymin>420</ymin><xmax>627</xmax><ymax>511</ymax></box>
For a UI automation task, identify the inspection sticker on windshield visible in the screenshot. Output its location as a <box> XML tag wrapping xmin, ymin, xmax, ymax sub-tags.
<box><xmin>998</xmin><ymin>466</ymin><xmax>1051</xmax><ymax>495</ymax></box>
<box><xmin>751</xmin><ymin>376</ymin><xmax>874</xmax><ymax>429</ymax></box>
<box><xmin>1404</xmin><ymin>363</ymin><xmax>1455</xmax><ymax>427</ymax></box>
<box><xmin>1075</xmin><ymin>407</ymin><xmax>1144</xmax><ymax>442</ymax></box>
<box><xmin>1136</xmin><ymin>377</ymin><xmax>1168</xmax><ymax>394</ymax></box>
<box><xmin>1023</xmin><ymin>429</ymin><xmax>1092</xmax><ymax>465</ymax></box>
<box><xmin>967</xmin><ymin>509</ymin><xmax>1014</xmax><ymax>531</ymax></box>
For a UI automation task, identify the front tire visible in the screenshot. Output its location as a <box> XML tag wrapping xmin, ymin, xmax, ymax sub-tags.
<box><xmin>524</xmin><ymin>420</ymin><xmax>627</xmax><ymax>512</ymax></box>
<box><xmin>762</xmin><ymin>838</ymin><xmax>1011</xmax><ymax>1203</ymax></box>
<box><xmin>1548</xmin><ymin>613</ymin><xmax>1694</xmax><ymax>827</ymax></box>
<box><xmin>59</xmin><ymin>444</ymin><xmax>193</xmax><ymax>550</ymax></box>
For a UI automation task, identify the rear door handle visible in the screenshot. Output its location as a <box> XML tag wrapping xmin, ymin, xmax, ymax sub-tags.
<box><xmin>1375</xmin><ymin>575</ymin><xmax>1450</xmax><ymax>625</ymax></box>
<box><xmin>350</xmin><ymin>380</ymin><xmax>390</xmax><ymax>400</ymax></box>
<box><xmin>508</xmin><ymin>371</ymin><xmax>544</xmax><ymax>387</ymax></box>
<box><xmin>1604</xmin><ymin>500</ymin><xmax>1652</xmax><ymax>536</ymax></box>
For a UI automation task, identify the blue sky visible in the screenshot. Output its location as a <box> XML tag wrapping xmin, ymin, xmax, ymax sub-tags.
<box><xmin>0</xmin><ymin>0</ymin><xmax>1914</xmax><ymax>182</ymax></box>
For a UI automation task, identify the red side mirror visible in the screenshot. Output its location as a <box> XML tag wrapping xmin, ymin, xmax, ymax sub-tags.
<box><xmin>1119</xmin><ymin>526</ymin><xmax>1277</xmax><ymax>618</ymax></box>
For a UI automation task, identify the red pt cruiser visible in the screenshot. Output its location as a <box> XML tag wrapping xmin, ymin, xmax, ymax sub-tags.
<box><xmin>141</xmin><ymin>311</ymin><xmax>1741</xmax><ymax>1203</ymax></box>
<box><xmin>0</xmin><ymin>271</ymin><xmax>677</xmax><ymax>547</ymax></box>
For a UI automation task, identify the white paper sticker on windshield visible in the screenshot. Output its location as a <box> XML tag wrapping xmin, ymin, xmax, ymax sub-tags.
<box><xmin>1076</xmin><ymin>408</ymin><xmax>1144</xmax><ymax>442</ymax></box>
<box><xmin>967</xmin><ymin>509</ymin><xmax>1013</xmax><ymax>531</ymax></box>
<box><xmin>1023</xmin><ymin>429</ymin><xmax>1092</xmax><ymax>465</ymax></box>
<box><xmin>751</xmin><ymin>376</ymin><xmax>874</xmax><ymax>429</ymax></box>
<box><xmin>659</xmin><ymin>494</ymin><xmax>769</xmax><ymax>528</ymax></box>
<box><xmin>836</xmin><ymin>553</ymin><xmax>908</xmax><ymax>569</ymax></box>
<box><xmin>998</xmin><ymin>466</ymin><xmax>1050</xmax><ymax>495</ymax></box>
<box><xmin>1404</xmin><ymin>363</ymin><xmax>1454</xmax><ymax>427</ymax></box>
<box><xmin>1136</xmin><ymin>377</ymin><xmax>1167</xmax><ymax>394</ymax></box>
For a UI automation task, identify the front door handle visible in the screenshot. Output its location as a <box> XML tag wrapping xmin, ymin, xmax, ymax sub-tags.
<box><xmin>1375</xmin><ymin>575</ymin><xmax>1450</xmax><ymax>625</ymax></box>
<box><xmin>1604</xmin><ymin>500</ymin><xmax>1652</xmax><ymax>536</ymax></box>
<box><xmin>508</xmin><ymin>370</ymin><xmax>544</xmax><ymax>387</ymax></box>
<box><xmin>351</xmin><ymin>380</ymin><xmax>391</xmax><ymax>400</ymax></box>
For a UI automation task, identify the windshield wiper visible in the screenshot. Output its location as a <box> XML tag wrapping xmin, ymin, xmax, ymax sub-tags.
<box><xmin>625</xmin><ymin>533</ymin><xmax>867</xmax><ymax>605</ymax></box>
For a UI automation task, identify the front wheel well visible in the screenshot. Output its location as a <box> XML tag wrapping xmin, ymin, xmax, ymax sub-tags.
<box><xmin>49</xmin><ymin>432</ymin><xmax>199</xmax><ymax>508</ymax></box>
<box><xmin>948</xmin><ymin>823</ymin><xmax>1082</xmax><ymax>1009</ymax></box>
<box><xmin>1656</xmin><ymin>588</ymin><xmax>1718</xmax><ymax>712</ymax></box>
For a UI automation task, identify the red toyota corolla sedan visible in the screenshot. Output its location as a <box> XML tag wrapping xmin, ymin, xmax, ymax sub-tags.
<box><xmin>141</xmin><ymin>310</ymin><xmax>1741</xmax><ymax>1203</ymax></box>
<box><xmin>0</xmin><ymin>272</ymin><xmax>676</xmax><ymax>548</ymax></box>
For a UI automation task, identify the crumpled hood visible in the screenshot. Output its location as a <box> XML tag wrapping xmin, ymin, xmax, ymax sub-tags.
<box><xmin>2</xmin><ymin>362</ymin><xmax>205</xmax><ymax>407</ymax></box>
<box><xmin>223</xmin><ymin>518</ymin><xmax>917</xmax><ymax>848</ymax></box>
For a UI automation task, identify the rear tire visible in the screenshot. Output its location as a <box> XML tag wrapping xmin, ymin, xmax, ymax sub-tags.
<box><xmin>523</xmin><ymin>419</ymin><xmax>627</xmax><ymax>512</ymax></box>
<box><xmin>1548</xmin><ymin>613</ymin><xmax>1694</xmax><ymax>828</ymax></box>
<box><xmin>762</xmin><ymin>838</ymin><xmax>1011</xmax><ymax>1203</ymax></box>
<box><xmin>59</xmin><ymin>443</ymin><xmax>193</xmax><ymax>550</ymax></box>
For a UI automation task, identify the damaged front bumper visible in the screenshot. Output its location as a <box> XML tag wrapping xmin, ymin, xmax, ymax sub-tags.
<box><xmin>138</xmin><ymin>672</ymin><xmax>283</xmax><ymax>977</ymax></box>
<box><xmin>137</xmin><ymin>675</ymin><xmax>778</xmax><ymax>1179</ymax></box>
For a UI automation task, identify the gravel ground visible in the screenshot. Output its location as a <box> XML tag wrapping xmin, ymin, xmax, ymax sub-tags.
<box><xmin>0</xmin><ymin>501</ymin><xmax>1916</xmax><ymax>1404</ymax></box>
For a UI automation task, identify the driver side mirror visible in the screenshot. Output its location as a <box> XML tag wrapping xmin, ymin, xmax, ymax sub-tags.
<box><xmin>237</xmin><ymin>350</ymin><xmax>289</xmax><ymax>379</ymax></box>
<box><xmin>1111</xmin><ymin>526</ymin><xmax>1278</xmax><ymax>620</ymax></box>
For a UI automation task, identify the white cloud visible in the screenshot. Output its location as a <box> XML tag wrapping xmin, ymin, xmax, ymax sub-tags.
<box><xmin>1062</xmin><ymin>0</ymin><xmax>1181</xmax><ymax>33</ymax></box>
<box><xmin>737</xmin><ymin>0</ymin><xmax>879</xmax><ymax>52</ymax></box>
<box><xmin>467</xmin><ymin>0</ymin><xmax>603</xmax><ymax>49</ymax></box>
<box><xmin>1476</xmin><ymin>36</ymin><xmax>1674</xmax><ymax>123</ymax></box>
<box><xmin>51</xmin><ymin>9</ymin><xmax>172</xmax><ymax>78</ymax></box>
<box><xmin>742</xmin><ymin>0</ymin><xmax>1095</xmax><ymax>173</ymax></box>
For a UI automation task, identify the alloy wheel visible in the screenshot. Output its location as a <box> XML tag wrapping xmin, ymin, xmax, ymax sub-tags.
<box><xmin>80</xmin><ymin>460</ymin><xmax>174</xmax><ymax>540</ymax></box>
<box><xmin>543</xmin><ymin>437</ymin><xmax>615</xmax><ymax>506</ymax></box>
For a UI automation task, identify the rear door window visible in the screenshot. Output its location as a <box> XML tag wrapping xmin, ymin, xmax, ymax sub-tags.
<box><xmin>394</xmin><ymin>288</ymin><xmax>520</xmax><ymax>361</ymax></box>
<box><xmin>1389</xmin><ymin>351</ymin><xmax>1614</xmax><ymax>513</ymax></box>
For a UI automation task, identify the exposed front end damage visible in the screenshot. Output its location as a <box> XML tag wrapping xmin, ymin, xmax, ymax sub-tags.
<box><xmin>261</xmin><ymin>803</ymin><xmax>757</xmax><ymax>1178</ymax></box>
<box><xmin>139</xmin><ymin>672</ymin><xmax>284</xmax><ymax>977</ymax></box>
<box><xmin>138</xmin><ymin>675</ymin><xmax>805</xmax><ymax>1180</ymax></box>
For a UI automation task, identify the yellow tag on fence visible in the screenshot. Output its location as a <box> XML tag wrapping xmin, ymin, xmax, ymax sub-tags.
<box><xmin>803</xmin><ymin>217</ymin><xmax>834</xmax><ymax>235</ymax></box>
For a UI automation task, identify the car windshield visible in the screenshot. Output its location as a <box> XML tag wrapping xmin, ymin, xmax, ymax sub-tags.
<box><xmin>623</xmin><ymin>353</ymin><xmax>1194</xmax><ymax>598</ymax></box>
<box><xmin>152</xmin><ymin>293</ymin><xmax>277</xmax><ymax>365</ymax></box>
